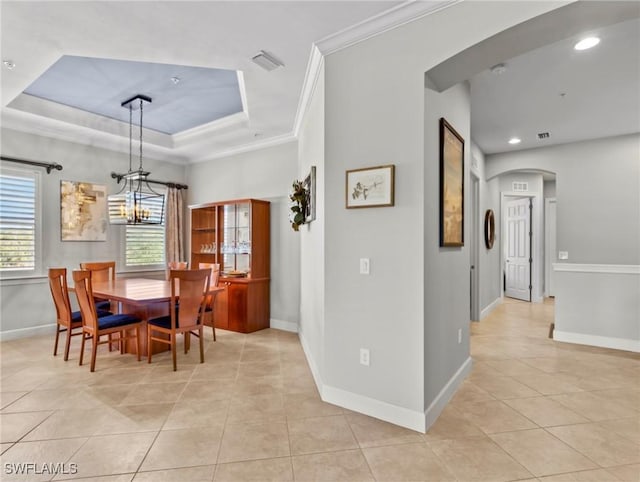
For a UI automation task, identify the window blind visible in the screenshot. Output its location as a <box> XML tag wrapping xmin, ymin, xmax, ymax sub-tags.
<box><xmin>125</xmin><ymin>195</ymin><xmax>165</xmax><ymax>267</ymax></box>
<box><xmin>0</xmin><ymin>170</ymin><xmax>37</xmax><ymax>271</ymax></box>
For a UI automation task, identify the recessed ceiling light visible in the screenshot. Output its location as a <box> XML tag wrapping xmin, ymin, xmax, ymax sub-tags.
<box><xmin>574</xmin><ymin>37</ymin><xmax>600</xmax><ymax>50</ymax></box>
<box><xmin>508</xmin><ymin>137</ymin><xmax>521</xmax><ymax>145</ymax></box>
<box><xmin>3</xmin><ymin>60</ymin><xmax>15</xmax><ymax>70</ymax></box>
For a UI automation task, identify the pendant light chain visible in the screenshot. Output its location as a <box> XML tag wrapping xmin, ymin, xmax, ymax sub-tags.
<box><xmin>128</xmin><ymin>104</ymin><xmax>133</xmax><ymax>192</ymax></box>
<box><xmin>138</xmin><ymin>98</ymin><xmax>144</xmax><ymax>172</ymax></box>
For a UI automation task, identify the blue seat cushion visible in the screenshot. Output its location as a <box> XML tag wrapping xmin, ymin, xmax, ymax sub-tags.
<box><xmin>71</xmin><ymin>310</ymin><xmax>111</xmax><ymax>323</ymax></box>
<box><xmin>148</xmin><ymin>315</ymin><xmax>177</xmax><ymax>329</ymax></box>
<box><xmin>97</xmin><ymin>314</ymin><xmax>140</xmax><ymax>330</ymax></box>
<box><xmin>95</xmin><ymin>300</ymin><xmax>111</xmax><ymax>311</ymax></box>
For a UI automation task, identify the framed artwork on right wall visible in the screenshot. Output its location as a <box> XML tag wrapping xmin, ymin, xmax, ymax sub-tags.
<box><xmin>439</xmin><ymin>117</ymin><xmax>464</xmax><ymax>247</ymax></box>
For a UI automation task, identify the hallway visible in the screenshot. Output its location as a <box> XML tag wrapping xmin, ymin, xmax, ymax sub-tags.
<box><xmin>0</xmin><ymin>299</ymin><xmax>638</xmax><ymax>481</ymax></box>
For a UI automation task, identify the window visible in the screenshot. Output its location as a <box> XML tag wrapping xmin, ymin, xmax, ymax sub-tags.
<box><xmin>125</xmin><ymin>194</ymin><xmax>166</xmax><ymax>267</ymax></box>
<box><xmin>0</xmin><ymin>168</ymin><xmax>38</xmax><ymax>272</ymax></box>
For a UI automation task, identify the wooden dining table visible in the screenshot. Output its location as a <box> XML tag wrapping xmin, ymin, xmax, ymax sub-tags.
<box><xmin>91</xmin><ymin>277</ymin><xmax>224</xmax><ymax>355</ymax></box>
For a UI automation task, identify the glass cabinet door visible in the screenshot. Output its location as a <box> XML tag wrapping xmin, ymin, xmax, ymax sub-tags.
<box><xmin>220</xmin><ymin>202</ymin><xmax>251</xmax><ymax>274</ymax></box>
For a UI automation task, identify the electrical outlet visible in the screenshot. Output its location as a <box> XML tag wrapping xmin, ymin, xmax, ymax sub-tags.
<box><xmin>360</xmin><ymin>258</ymin><xmax>370</xmax><ymax>275</ymax></box>
<box><xmin>558</xmin><ymin>251</ymin><xmax>568</xmax><ymax>260</ymax></box>
<box><xmin>458</xmin><ymin>328</ymin><xmax>462</xmax><ymax>344</ymax></box>
<box><xmin>360</xmin><ymin>348</ymin><xmax>370</xmax><ymax>366</ymax></box>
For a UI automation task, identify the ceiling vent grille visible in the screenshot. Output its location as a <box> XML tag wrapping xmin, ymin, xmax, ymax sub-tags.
<box><xmin>513</xmin><ymin>182</ymin><xmax>528</xmax><ymax>192</ymax></box>
<box><xmin>251</xmin><ymin>50</ymin><xmax>284</xmax><ymax>72</ymax></box>
<box><xmin>538</xmin><ymin>132</ymin><xmax>550</xmax><ymax>139</ymax></box>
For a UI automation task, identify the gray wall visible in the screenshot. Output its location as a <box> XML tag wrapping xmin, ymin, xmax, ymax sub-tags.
<box><xmin>486</xmin><ymin>134</ymin><xmax>640</xmax><ymax>350</ymax></box>
<box><xmin>0</xmin><ymin>128</ymin><xmax>185</xmax><ymax>337</ymax></box>
<box><xmin>297</xmin><ymin>63</ymin><xmax>325</xmax><ymax>375</ymax></box>
<box><xmin>423</xmin><ymin>82</ymin><xmax>471</xmax><ymax>411</ymax></box>
<box><xmin>186</xmin><ymin>141</ymin><xmax>300</xmax><ymax>325</ymax></box>
<box><xmin>487</xmin><ymin>134</ymin><xmax>640</xmax><ymax>265</ymax></box>
<box><xmin>320</xmin><ymin>0</ymin><xmax>559</xmax><ymax>421</ymax></box>
<box><xmin>470</xmin><ymin>142</ymin><xmax>502</xmax><ymax>315</ymax></box>
<box><xmin>544</xmin><ymin>180</ymin><xmax>556</xmax><ymax>199</ymax></box>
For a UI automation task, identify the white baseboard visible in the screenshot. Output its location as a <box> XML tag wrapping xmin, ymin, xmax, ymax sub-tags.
<box><xmin>0</xmin><ymin>323</ymin><xmax>56</xmax><ymax>341</ymax></box>
<box><xmin>298</xmin><ymin>330</ymin><xmax>323</xmax><ymax>397</ymax></box>
<box><xmin>270</xmin><ymin>318</ymin><xmax>298</xmax><ymax>333</ymax></box>
<box><xmin>480</xmin><ymin>297</ymin><xmax>502</xmax><ymax>319</ymax></box>
<box><xmin>554</xmin><ymin>330</ymin><xmax>640</xmax><ymax>353</ymax></box>
<box><xmin>424</xmin><ymin>356</ymin><xmax>473</xmax><ymax>430</ymax></box>
<box><xmin>299</xmin><ymin>330</ymin><xmax>425</xmax><ymax>432</ymax></box>
<box><xmin>323</xmin><ymin>384</ymin><xmax>426</xmax><ymax>433</ymax></box>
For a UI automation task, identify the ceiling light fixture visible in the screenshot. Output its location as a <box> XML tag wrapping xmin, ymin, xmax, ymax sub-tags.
<box><xmin>251</xmin><ymin>50</ymin><xmax>284</xmax><ymax>72</ymax></box>
<box><xmin>108</xmin><ymin>95</ymin><xmax>164</xmax><ymax>225</ymax></box>
<box><xmin>3</xmin><ymin>60</ymin><xmax>15</xmax><ymax>70</ymax></box>
<box><xmin>170</xmin><ymin>76</ymin><xmax>180</xmax><ymax>85</ymax></box>
<box><xmin>574</xmin><ymin>37</ymin><xmax>600</xmax><ymax>50</ymax></box>
<box><xmin>508</xmin><ymin>137</ymin><xmax>521</xmax><ymax>145</ymax></box>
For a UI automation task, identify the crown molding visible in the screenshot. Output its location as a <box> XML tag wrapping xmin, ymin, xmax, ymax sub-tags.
<box><xmin>189</xmin><ymin>132</ymin><xmax>297</xmax><ymax>164</ymax></box>
<box><xmin>315</xmin><ymin>0</ymin><xmax>459</xmax><ymax>55</ymax></box>
<box><xmin>293</xmin><ymin>0</ymin><xmax>458</xmax><ymax>139</ymax></box>
<box><xmin>293</xmin><ymin>45</ymin><xmax>324</xmax><ymax>138</ymax></box>
<box><xmin>172</xmin><ymin>111</ymin><xmax>249</xmax><ymax>147</ymax></box>
<box><xmin>1</xmin><ymin>107</ymin><xmax>188</xmax><ymax>165</ymax></box>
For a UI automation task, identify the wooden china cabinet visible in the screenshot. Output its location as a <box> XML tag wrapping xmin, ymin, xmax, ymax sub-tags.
<box><xmin>189</xmin><ymin>199</ymin><xmax>270</xmax><ymax>333</ymax></box>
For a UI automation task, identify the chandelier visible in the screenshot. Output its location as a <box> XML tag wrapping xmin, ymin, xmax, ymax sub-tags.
<box><xmin>108</xmin><ymin>94</ymin><xmax>164</xmax><ymax>225</ymax></box>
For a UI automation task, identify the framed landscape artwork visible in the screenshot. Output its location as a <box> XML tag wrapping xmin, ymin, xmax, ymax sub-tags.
<box><xmin>60</xmin><ymin>180</ymin><xmax>107</xmax><ymax>241</ymax></box>
<box><xmin>439</xmin><ymin>118</ymin><xmax>464</xmax><ymax>247</ymax></box>
<box><xmin>346</xmin><ymin>164</ymin><xmax>395</xmax><ymax>209</ymax></box>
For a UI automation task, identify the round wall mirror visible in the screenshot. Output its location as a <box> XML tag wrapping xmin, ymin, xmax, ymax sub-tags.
<box><xmin>484</xmin><ymin>209</ymin><xmax>495</xmax><ymax>249</ymax></box>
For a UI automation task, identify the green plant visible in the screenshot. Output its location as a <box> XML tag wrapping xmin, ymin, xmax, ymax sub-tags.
<box><xmin>289</xmin><ymin>180</ymin><xmax>308</xmax><ymax>231</ymax></box>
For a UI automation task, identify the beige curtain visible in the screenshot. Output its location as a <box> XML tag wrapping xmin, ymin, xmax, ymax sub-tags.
<box><xmin>165</xmin><ymin>187</ymin><xmax>184</xmax><ymax>263</ymax></box>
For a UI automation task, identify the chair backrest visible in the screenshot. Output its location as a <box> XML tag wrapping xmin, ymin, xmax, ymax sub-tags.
<box><xmin>79</xmin><ymin>261</ymin><xmax>116</xmax><ymax>282</ymax></box>
<box><xmin>198</xmin><ymin>263</ymin><xmax>220</xmax><ymax>287</ymax></box>
<box><xmin>169</xmin><ymin>269</ymin><xmax>210</xmax><ymax>331</ymax></box>
<box><xmin>48</xmin><ymin>268</ymin><xmax>72</xmax><ymax>324</ymax></box>
<box><xmin>166</xmin><ymin>261</ymin><xmax>188</xmax><ymax>280</ymax></box>
<box><xmin>72</xmin><ymin>270</ymin><xmax>99</xmax><ymax>332</ymax></box>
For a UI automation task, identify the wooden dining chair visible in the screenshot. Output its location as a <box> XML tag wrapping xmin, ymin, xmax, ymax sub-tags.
<box><xmin>79</xmin><ymin>261</ymin><xmax>116</xmax><ymax>311</ymax></box>
<box><xmin>72</xmin><ymin>270</ymin><xmax>142</xmax><ymax>372</ymax></box>
<box><xmin>80</xmin><ymin>261</ymin><xmax>119</xmax><ymax>350</ymax></box>
<box><xmin>198</xmin><ymin>262</ymin><xmax>220</xmax><ymax>341</ymax></box>
<box><xmin>166</xmin><ymin>261</ymin><xmax>188</xmax><ymax>280</ymax></box>
<box><xmin>147</xmin><ymin>269</ymin><xmax>210</xmax><ymax>371</ymax></box>
<box><xmin>48</xmin><ymin>268</ymin><xmax>111</xmax><ymax>361</ymax></box>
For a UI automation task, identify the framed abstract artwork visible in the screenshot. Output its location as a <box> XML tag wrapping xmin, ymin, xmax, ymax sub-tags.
<box><xmin>439</xmin><ymin>118</ymin><xmax>464</xmax><ymax>247</ymax></box>
<box><xmin>60</xmin><ymin>180</ymin><xmax>107</xmax><ymax>241</ymax></box>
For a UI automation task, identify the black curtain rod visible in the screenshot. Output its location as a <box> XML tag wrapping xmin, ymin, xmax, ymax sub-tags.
<box><xmin>111</xmin><ymin>172</ymin><xmax>188</xmax><ymax>190</ymax></box>
<box><xmin>1</xmin><ymin>156</ymin><xmax>63</xmax><ymax>174</ymax></box>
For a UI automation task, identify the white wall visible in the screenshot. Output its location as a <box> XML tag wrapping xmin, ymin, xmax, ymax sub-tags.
<box><xmin>0</xmin><ymin>128</ymin><xmax>185</xmax><ymax>338</ymax></box>
<box><xmin>319</xmin><ymin>1</ymin><xmax>562</xmax><ymax>430</ymax></box>
<box><xmin>186</xmin><ymin>141</ymin><xmax>300</xmax><ymax>327</ymax></box>
<box><xmin>297</xmin><ymin>62</ymin><xmax>325</xmax><ymax>380</ymax></box>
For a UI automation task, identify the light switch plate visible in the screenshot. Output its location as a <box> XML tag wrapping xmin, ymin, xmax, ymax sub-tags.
<box><xmin>360</xmin><ymin>258</ymin><xmax>370</xmax><ymax>275</ymax></box>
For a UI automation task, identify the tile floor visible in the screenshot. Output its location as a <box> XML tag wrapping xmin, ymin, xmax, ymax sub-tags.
<box><xmin>1</xmin><ymin>298</ymin><xmax>639</xmax><ymax>481</ymax></box>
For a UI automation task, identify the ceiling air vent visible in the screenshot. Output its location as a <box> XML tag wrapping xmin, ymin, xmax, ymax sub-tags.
<box><xmin>251</xmin><ymin>50</ymin><xmax>284</xmax><ymax>72</ymax></box>
<box><xmin>513</xmin><ymin>182</ymin><xmax>528</xmax><ymax>192</ymax></box>
<box><xmin>537</xmin><ymin>132</ymin><xmax>550</xmax><ymax>139</ymax></box>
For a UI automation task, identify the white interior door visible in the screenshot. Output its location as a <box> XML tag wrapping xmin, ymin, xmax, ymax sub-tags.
<box><xmin>505</xmin><ymin>197</ymin><xmax>531</xmax><ymax>301</ymax></box>
<box><xmin>545</xmin><ymin>199</ymin><xmax>557</xmax><ymax>297</ymax></box>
